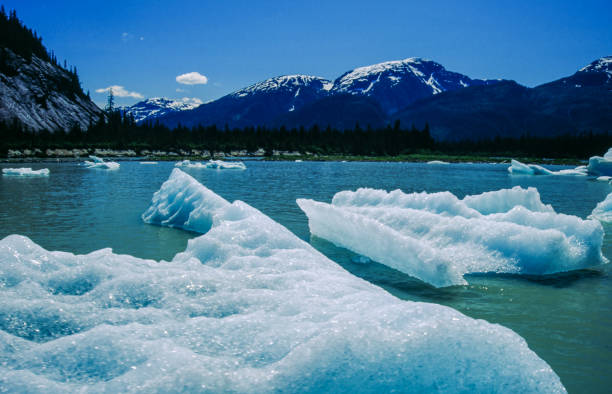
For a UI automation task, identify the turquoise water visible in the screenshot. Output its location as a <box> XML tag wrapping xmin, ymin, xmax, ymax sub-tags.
<box><xmin>1</xmin><ymin>160</ymin><xmax>610</xmax><ymax>393</ymax></box>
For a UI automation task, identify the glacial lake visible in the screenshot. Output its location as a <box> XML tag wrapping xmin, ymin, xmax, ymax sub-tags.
<box><xmin>1</xmin><ymin>160</ymin><xmax>610</xmax><ymax>393</ymax></box>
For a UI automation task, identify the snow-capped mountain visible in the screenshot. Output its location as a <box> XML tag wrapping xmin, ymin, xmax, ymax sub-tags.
<box><xmin>331</xmin><ymin>57</ymin><xmax>499</xmax><ymax>114</ymax></box>
<box><xmin>121</xmin><ymin>97</ymin><xmax>203</xmax><ymax>123</ymax></box>
<box><xmin>0</xmin><ymin>47</ymin><xmax>103</xmax><ymax>131</ymax></box>
<box><xmin>159</xmin><ymin>75</ymin><xmax>332</xmax><ymax>128</ymax></box>
<box><xmin>157</xmin><ymin>58</ymin><xmax>499</xmax><ymax>128</ymax></box>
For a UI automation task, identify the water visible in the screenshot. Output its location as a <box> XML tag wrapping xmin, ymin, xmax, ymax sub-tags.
<box><xmin>1</xmin><ymin>160</ymin><xmax>610</xmax><ymax>393</ymax></box>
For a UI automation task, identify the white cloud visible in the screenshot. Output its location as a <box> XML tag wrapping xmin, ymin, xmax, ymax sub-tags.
<box><xmin>176</xmin><ymin>71</ymin><xmax>208</xmax><ymax>85</ymax></box>
<box><xmin>95</xmin><ymin>85</ymin><xmax>143</xmax><ymax>99</ymax></box>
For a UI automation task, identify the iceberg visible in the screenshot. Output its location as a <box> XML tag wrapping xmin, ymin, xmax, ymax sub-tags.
<box><xmin>2</xmin><ymin>167</ymin><xmax>49</xmax><ymax>176</ymax></box>
<box><xmin>426</xmin><ymin>160</ymin><xmax>449</xmax><ymax>165</ymax></box>
<box><xmin>589</xmin><ymin>192</ymin><xmax>612</xmax><ymax>222</ymax></box>
<box><xmin>83</xmin><ymin>155</ymin><xmax>120</xmax><ymax>170</ymax></box>
<box><xmin>0</xmin><ymin>169</ymin><xmax>566</xmax><ymax>392</ymax></box>
<box><xmin>508</xmin><ymin>159</ymin><xmax>587</xmax><ymax>176</ymax></box>
<box><xmin>297</xmin><ymin>187</ymin><xmax>606</xmax><ymax>287</ymax></box>
<box><xmin>587</xmin><ymin>148</ymin><xmax>612</xmax><ymax>176</ymax></box>
<box><xmin>139</xmin><ymin>161</ymin><xmax>158</xmax><ymax>165</ymax></box>
<box><xmin>175</xmin><ymin>159</ymin><xmax>246</xmax><ymax>170</ymax></box>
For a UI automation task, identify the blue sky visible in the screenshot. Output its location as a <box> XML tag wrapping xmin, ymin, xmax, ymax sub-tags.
<box><xmin>6</xmin><ymin>0</ymin><xmax>612</xmax><ymax>108</ymax></box>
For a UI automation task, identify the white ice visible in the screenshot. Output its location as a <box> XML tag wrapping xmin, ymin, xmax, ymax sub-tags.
<box><xmin>426</xmin><ymin>160</ymin><xmax>449</xmax><ymax>165</ymax></box>
<box><xmin>587</xmin><ymin>148</ymin><xmax>612</xmax><ymax>176</ymax></box>
<box><xmin>508</xmin><ymin>159</ymin><xmax>587</xmax><ymax>176</ymax></box>
<box><xmin>139</xmin><ymin>161</ymin><xmax>158</xmax><ymax>165</ymax></box>
<box><xmin>0</xmin><ymin>169</ymin><xmax>566</xmax><ymax>392</ymax></box>
<box><xmin>83</xmin><ymin>155</ymin><xmax>120</xmax><ymax>170</ymax></box>
<box><xmin>298</xmin><ymin>186</ymin><xmax>606</xmax><ymax>287</ymax></box>
<box><xmin>589</xmin><ymin>192</ymin><xmax>612</xmax><ymax>222</ymax></box>
<box><xmin>2</xmin><ymin>167</ymin><xmax>49</xmax><ymax>176</ymax></box>
<box><xmin>175</xmin><ymin>159</ymin><xmax>246</xmax><ymax>170</ymax></box>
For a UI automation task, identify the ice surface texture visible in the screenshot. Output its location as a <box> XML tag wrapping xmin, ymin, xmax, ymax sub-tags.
<box><xmin>175</xmin><ymin>159</ymin><xmax>246</xmax><ymax>170</ymax></box>
<box><xmin>0</xmin><ymin>169</ymin><xmax>566</xmax><ymax>392</ymax></box>
<box><xmin>298</xmin><ymin>186</ymin><xmax>606</xmax><ymax>287</ymax></box>
<box><xmin>83</xmin><ymin>155</ymin><xmax>120</xmax><ymax>170</ymax></box>
<box><xmin>508</xmin><ymin>159</ymin><xmax>587</xmax><ymax>176</ymax></box>
<box><xmin>2</xmin><ymin>167</ymin><xmax>49</xmax><ymax>176</ymax></box>
<box><xmin>590</xmin><ymin>192</ymin><xmax>612</xmax><ymax>222</ymax></box>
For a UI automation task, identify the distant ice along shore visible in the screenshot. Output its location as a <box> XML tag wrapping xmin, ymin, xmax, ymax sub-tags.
<box><xmin>2</xmin><ymin>167</ymin><xmax>49</xmax><ymax>176</ymax></box>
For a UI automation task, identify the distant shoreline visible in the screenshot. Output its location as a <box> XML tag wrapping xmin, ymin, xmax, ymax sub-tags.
<box><xmin>0</xmin><ymin>151</ymin><xmax>586</xmax><ymax>166</ymax></box>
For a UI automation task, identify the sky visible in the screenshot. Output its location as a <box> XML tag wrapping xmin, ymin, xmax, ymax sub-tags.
<box><xmin>5</xmin><ymin>0</ymin><xmax>612</xmax><ymax>108</ymax></box>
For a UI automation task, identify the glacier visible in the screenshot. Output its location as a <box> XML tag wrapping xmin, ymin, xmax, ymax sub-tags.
<box><xmin>297</xmin><ymin>187</ymin><xmax>606</xmax><ymax>287</ymax></box>
<box><xmin>507</xmin><ymin>159</ymin><xmax>587</xmax><ymax>176</ymax></box>
<box><xmin>175</xmin><ymin>159</ymin><xmax>246</xmax><ymax>170</ymax></box>
<box><xmin>0</xmin><ymin>169</ymin><xmax>566</xmax><ymax>392</ymax></box>
<box><xmin>2</xmin><ymin>167</ymin><xmax>49</xmax><ymax>176</ymax></box>
<box><xmin>83</xmin><ymin>155</ymin><xmax>120</xmax><ymax>170</ymax></box>
<box><xmin>590</xmin><ymin>192</ymin><xmax>612</xmax><ymax>222</ymax></box>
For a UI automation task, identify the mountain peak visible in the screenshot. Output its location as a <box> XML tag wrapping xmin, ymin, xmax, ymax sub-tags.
<box><xmin>579</xmin><ymin>56</ymin><xmax>612</xmax><ymax>74</ymax></box>
<box><xmin>231</xmin><ymin>74</ymin><xmax>332</xmax><ymax>98</ymax></box>
<box><xmin>123</xmin><ymin>97</ymin><xmax>203</xmax><ymax>123</ymax></box>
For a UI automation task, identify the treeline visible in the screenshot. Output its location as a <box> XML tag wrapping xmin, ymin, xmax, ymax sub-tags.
<box><xmin>1</xmin><ymin>112</ymin><xmax>610</xmax><ymax>159</ymax></box>
<box><xmin>0</xmin><ymin>7</ymin><xmax>85</xmax><ymax>98</ymax></box>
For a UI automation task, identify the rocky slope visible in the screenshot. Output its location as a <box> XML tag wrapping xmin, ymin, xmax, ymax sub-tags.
<box><xmin>0</xmin><ymin>47</ymin><xmax>103</xmax><ymax>131</ymax></box>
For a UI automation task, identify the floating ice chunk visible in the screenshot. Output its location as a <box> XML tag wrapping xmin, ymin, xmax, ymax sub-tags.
<box><xmin>508</xmin><ymin>159</ymin><xmax>587</xmax><ymax>176</ymax></box>
<box><xmin>587</xmin><ymin>148</ymin><xmax>612</xmax><ymax>176</ymax></box>
<box><xmin>298</xmin><ymin>187</ymin><xmax>605</xmax><ymax>287</ymax></box>
<box><xmin>589</xmin><ymin>192</ymin><xmax>612</xmax><ymax>222</ymax></box>
<box><xmin>0</xmin><ymin>170</ymin><xmax>566</xmax><ymax>392</ymax></box>
<box><xmin>175</xmin><ymin>159</ymin><xmax>246</xmax><ymax>170</ymax></box>
<box><xmin>83</xmin><ymin>155</ymin><xmax>120</xmax><ymax>170</ymax></box>
<box><xmin>426</xmin><ymin>160</ymin><xmax>449</xmax><ymax>165</ymax></box>
<box><xmin>596</xmin><ymin>176</ymin><xmax>611</xmax><ymax>182</ymax></box>
<box><xmin>2</xmin><ymin>168</ymin><xmax>49</xmax><ymax>176</ymax></box>
<box><xmin>142</xmin><ymin>168</ymin><xmax>230</xmax><ymax>233</ymax></box>
<box><xmin>139</xmin><ymin>161</ymin><xmax>158</xmax><ymax>165</ymax></box>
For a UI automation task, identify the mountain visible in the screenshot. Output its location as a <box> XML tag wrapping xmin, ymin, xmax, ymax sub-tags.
<box><xmin>0</xmin><ymin>10</ymin><xmax>102</xmax><ymax>131</ymax></box>
<box><xmin>159</xmin><ymin>75</ymin><xmax>332</xmax><ymax>129</ymax></box>
<box><xmin>274</xmin><ymin>95</ymin><xmax>387</xmax><ymax>130</ymax></box>
<box><xmin>121</xmin><ymin>97</ymin><xmax>203</xmax><ymax>123</ymax></box>
<box><xmin>330</xmin><ymin>57</ymin><xmax>499</xmax><ymax>115</ymax></box>
<box><xmin>157</xmin><ymin>58</ymin><xmax>495</xmax><ymax>129</ymax></box>
<box><xmin>394</xmin><ymin>56</ymin><xmax>612</xmax><ymax>140</ymax></box>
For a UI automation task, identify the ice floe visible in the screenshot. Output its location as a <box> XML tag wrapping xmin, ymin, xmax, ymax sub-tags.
<box><xmin>507</xmin><ymin>159</ymin><xmax>587</xmax><ymax>176</ymax></box>
<box><xmin>83</xmin><ymin>155</ymin><xmax>120</xmax><ymax>170</ymax></box>
<box><xmin>587</xmin><ymin>148</ymin><xmax>612</xmax><ymax>176</ymax></box>
<box><xmin>139</xmin><ymin>161</ymin><xmax>158</xmax><ymax>165</ymax></box>
<box><xmin>2</xmin><ymin>167</ymin><xmax>49</xmax><ymax>176</ymax></box>
<box><xmin>426</xmin><ymin>160</ymin><xmax>449</xmax><ymax>165</ymax></box>
<box><xmin>298</xmin><ymin>186</ymin><xmax>606</xmax><ymax>287</ymax></box>
<box><xmin>175</xmin><ymin>159</ymin><xmax>246</xmax><ymax>170</ymax></box>
<box><xmin>589</xmin><ymin>192</ymin><xmax>612</xmax><ymax>222</ymax></box>
<box><xmin>0</xmin><ymin>168</ymin><xmax>566</xmax><ymax>392</ymax></box>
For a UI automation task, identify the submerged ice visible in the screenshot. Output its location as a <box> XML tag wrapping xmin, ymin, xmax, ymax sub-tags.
<box><xmin>0</xmin><ymin>169</ymin><xmax>565</xmax><ymax>392</ymax></box>
<box><xmin>298</xmin><ymin>186</ymin><xmax>606</xmax><ymax>287</ymax></box>
<box><xmin>2</xmin><ymin>167</ymin><xmax>49</xmax><ymax>176</ymax></box>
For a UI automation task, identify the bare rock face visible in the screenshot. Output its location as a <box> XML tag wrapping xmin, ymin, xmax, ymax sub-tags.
<box><xmin>0</xmin><ymin>47</ymin><xmax>103</xmax><ymax>131</ymax></box>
